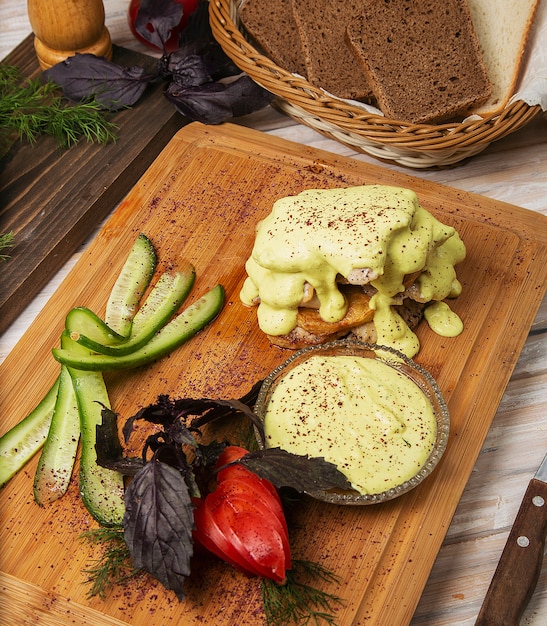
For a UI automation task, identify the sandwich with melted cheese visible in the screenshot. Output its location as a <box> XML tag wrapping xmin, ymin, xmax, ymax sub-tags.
<box><xmin>240</xmin><ymin>185</ymin><xmax>466</xmax><ymax>357</ymax></box>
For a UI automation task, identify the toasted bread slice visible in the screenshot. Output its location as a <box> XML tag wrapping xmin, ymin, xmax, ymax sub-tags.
<box><xmin>267</xmin><ymin>287</ymin><xmax>426</xmax><ymax>350</ymax></box>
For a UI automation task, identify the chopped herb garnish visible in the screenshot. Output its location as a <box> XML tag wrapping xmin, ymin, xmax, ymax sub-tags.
<box><xmin>81</xmin><ymin>526</ymin><xmax>144</xmax><ymax>599</ymax></box>
<box><xmin>262</xmin><ymin>559</ymin><xmax>344</xmax><ymax>625</ymax></box>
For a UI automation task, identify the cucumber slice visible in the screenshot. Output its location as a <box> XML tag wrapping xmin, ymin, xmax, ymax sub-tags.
<box><xmin>0</xmin><ymin>379</ymin><xmax>59</xmax><ymax>489</ymax></box>
<box><xmin>65</xmin><ymin>338</ymin><xmax>125</xmax><ymax>527</ymax></box>
<box><xmin>131</xmin><ymin>261</ymin><xmax>195</xmax><ymax>338</ymax></box>
<box><xmin>105</xmin><ymin>233</ymin><xmax>157</xmax><ymax>337</ymax></box>
<box><xmin>69</xmin><ymin>367</ymin><xmax>125</xmax><ymax>526</ymax></box>
<box><xmin>33</xmin><ymin>363</ymin><xmax>80</xmax><ymax>506</ymax></box>
<box><xmin>0</xmin><ymin>233</ymin><xmax>158</xmax><ymax>492</ymax></box>
<box><xmin>53</xmin><ymin>285</ymin><xmax>225</xmax><ymax>372</ymax></box>
<box><xmin>69</xmin><ymin>264</ymin><xmax>196</xmax><ymax>356</ymax></box>
<box><xmin>66</xmin><ymin>307</ymin><xmax>127</xmax><ymax>345</ymax></box>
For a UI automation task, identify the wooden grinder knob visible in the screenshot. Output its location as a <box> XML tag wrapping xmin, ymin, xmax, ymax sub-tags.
<box><xmin>27</xmin><ymin>0</ymin><xmax>112</xmax><ymax>69</ymax></box>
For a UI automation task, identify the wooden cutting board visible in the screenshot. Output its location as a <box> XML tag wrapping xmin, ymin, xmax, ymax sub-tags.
<box><xmin>0</xmin><ymin>35</ymin><xmax>185</xmax><ymax>336</ymax></box>
<box><xmin>1</xmin><ymin>122</ymin><xmax>546</xmax><ymax>625</ymax></box>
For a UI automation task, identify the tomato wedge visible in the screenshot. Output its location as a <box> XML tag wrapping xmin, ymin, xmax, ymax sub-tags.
<box><xmin>216</xmin><ymin>446</ymin><xmax>289</xmax><ymax>536</ymax></box>
<box><xmin>193</xmin><ymin>495</ymin><xmax>255</xmax><ymax>577</ymax></box>
<box><xmin>214</xmin><ymin>481</ymin><xmax>291</xmax><ymax>558</ymax></box>
<box><xmin>193</xmin><ymin>446</ymin><xmax>291</xmax><ymax>584</ymax></box>
<box><xmin>217</xmin><ymin>447</ymin><xmax>284</xmax><ymax>508</ymax></box>
<box><xmin>216</xmin><ymin>445</ymin><xmax>249</xmax><ymax>466</ymax></box>
<box><xmin>213</xmin><ymin>500</ymin><xmax>287</xmax><ymax>584</ymax></box>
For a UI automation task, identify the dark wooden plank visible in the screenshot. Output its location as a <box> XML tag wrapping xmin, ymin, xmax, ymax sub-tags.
<box><xmin>0</xmin><ymin>35</ymin><xmax>186</xmax><ymax>335</ymax></box>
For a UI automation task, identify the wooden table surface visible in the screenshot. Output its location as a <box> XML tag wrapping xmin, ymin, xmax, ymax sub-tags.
<box><xmin>1</xmin><ymin>2</ymin><xmax>546</xmax><ymax>624</ymax></box>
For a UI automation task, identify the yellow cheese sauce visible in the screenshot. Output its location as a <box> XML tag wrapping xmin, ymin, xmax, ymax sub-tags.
<box><xmin>263</xmin><ymin>355</ymin><xmax>437</xmax><ymax>494</ymax></box>
<box><xmin>240</xmin><ymin>185</ymin><xmax>466</xmax><ymax>357</ymax></box>
<box><xmin>424</xmin><ymin>301</ymin><xmax>464</xmax><ymax>337</ymax></box>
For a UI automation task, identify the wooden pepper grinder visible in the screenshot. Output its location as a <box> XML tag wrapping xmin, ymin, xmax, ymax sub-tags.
<box><xmin>27</xmin><ymin>0</ymin><xmax>112</xmax><ymax>70</ymax></box>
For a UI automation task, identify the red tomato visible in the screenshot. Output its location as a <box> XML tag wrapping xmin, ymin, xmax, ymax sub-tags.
<box><xmin>211</xmin><ymin>480</ymin><xmax>291</xmax><ymax>559</ymax></box>
<box><xmin>193</xmin><ymin>446</ymin><xmax>291</xmax><ymax>584</ymax></box>
<box><xmin>212</xmin><ymin>499</ymin><xmax>288</xmax><ymax>583</ymax></box>
<box><xmin>193</xmin><ymin>495</ymin><xmax>256</xmax><ymax>576</ymax></box>
<box><xmin>216</xmin><ymin>447</ymin><xmax>288</xmax><ymax>533</ymax></box>
<box><xmin>216</xmin><ymin>446</ymin><xmax>283</xmax><ymax>493</ymax></box>
<box><xmin>216</xmin><ymin>445</ymin><xmax>248</xmax><ymax>464</ymax></box>
<box><xmin>217</xmin><ymin>447</ymin><xmax>282</xmax><ymax>499</ymax></box>
<box><xmin>128</xmin><ymin>0</ymin><xmax>199</xmax><ymax>53</ymax></box>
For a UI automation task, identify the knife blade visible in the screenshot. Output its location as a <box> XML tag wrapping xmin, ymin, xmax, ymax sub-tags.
<box><xmin>475</xmin><ymin>452</ymin><xmax>547</xmax><ymax>626</ymax></box>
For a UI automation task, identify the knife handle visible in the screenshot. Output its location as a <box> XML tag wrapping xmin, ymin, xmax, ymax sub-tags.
<box><xmin>475</xmin><ymin>478</ymin><xmax>547</xmax><ymax>626</ymax></box>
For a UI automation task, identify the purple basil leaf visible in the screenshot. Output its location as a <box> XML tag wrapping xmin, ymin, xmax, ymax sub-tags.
<box><xmin>171</xmin><ymin>42</ymin><xmax>240</xmax><ymax>82</ymax></box>
<box><xmin>165</xmin><ymin>53</ymin><xmax>213</xmax><ymax>89</ymax></box>
<box><xmin>164</xmin><ymin>75</ymin><xmax>274</xmax><ymax>124</ymax></box>
<box><xmin>124</xmin><ymin>460</ymin><xmax>194</xmax><ymax>600</ymax></box>
<box><xmin>134</xmin><ymin>0</ymin><xmax>184</xmax><ymax>51</ymax></box>
<box><xmin>188</xmin><ymin>397</ymin><xmax>260</xmax><ymax>430</ymax></box>
<box><xmin>236</xmin><ymin>448</ymin><xmax>354</xmax><ymax>493</ymax></box>
<box><xmin>96</xmin><ymin>405</ymin><xmax>144</xmax><ymax>475</ymax></box>
<box><xmin>96</xmin><ymin>405</ymin><xmax>123</xmax><ymax>461</ymax></box>
<box><xmin>167</xmin><ymin>35</ymin><xmax>239</xmax><ymax>82</ymax></box>
<box><xmin>174</xmin><ymin>0</ymin><xmax>241</xmax><ymax>79</ymax></box>
<box><xmin>123</xmin><ymin>395</ymin><xmax>235</xmax><ymax>445</ymax></box>
<box><xmin>43</xmin><ymin>53</ymin><xmax>152</xmax><ymax>110</ymax></box>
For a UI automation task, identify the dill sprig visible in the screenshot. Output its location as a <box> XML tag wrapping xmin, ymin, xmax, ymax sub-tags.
<box><xmin>0</xmin><ymin>232</ymin><xmax>14</xmax><ymax>261</ymax></box>
<box><xmin>81</xmin><ymin>526</ymin><xmax>343</xmax><ymax>623</ymax></box>
<box><xmin>81</xmin><ymin>527</ymin><xmax>144</xmax><ymax>599</ymax></box>
<box><xmin>0</xmin><ymin>65</ymin><xmax>118</xmax><ymax>157</ymax></box>
<box><xmin>261</xmin><ymin>559</ymin><xmax>344</xmax><ymax>625</ymax></box>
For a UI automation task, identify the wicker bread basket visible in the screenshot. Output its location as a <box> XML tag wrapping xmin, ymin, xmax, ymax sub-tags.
<box><xmin>209</xmin><ymin>0</ymin><xmax>542</xmax><ymax>168</ymax></box>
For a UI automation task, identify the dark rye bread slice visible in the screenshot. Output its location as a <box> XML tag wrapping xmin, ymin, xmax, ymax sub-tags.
<box><xmin>291</xmin><ymin>0</ymin><xmax>374</xmax><ymax>102</ymax></box>
<box><xmin>346</xmin><ymin>0</ymin><xmax>492</xmax><ymax>124</ymax></box>
<box><xmin>239</xmin><ymin>0</ymin><xmax>307</xmax><ymax>77</ymax></box>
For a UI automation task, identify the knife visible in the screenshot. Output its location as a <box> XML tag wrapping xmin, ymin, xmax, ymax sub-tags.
<box><xmin>475</xmin><ymin>452</ymin><xmax>547</xmax><ymax>626</ymax></box>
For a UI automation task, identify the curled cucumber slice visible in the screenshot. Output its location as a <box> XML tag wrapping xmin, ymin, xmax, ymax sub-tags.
<box><xmin>68</xmin><ymin>263</ymin><xmax>196</xmax><ymax>357</ymax></box>
<box><xmin>53</xmin><ymin>285</ymin><xmax>224</xmax><ymax>372</ymax></box>
<box><xmin>66</xmin><ymin>335</ymin><xmax>125</xmax><ymax>527</ymax></box>
<box><xmin>66</xmin><ymin>307</ymin><xmax>127</xmax><ymax>345</ymax></box>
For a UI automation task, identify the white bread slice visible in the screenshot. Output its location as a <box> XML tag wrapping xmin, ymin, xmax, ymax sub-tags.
<box><xmin>466</xmin><ymin>0</ymin><xmax>541</xmax><ymax>116</ymax></box>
